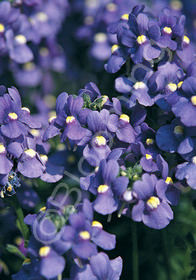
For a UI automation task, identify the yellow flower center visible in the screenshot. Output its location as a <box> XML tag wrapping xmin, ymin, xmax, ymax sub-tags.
<box><xmin>121</xmin><ymin>13</ymin><xmax>129</xmax><ymax>20</ymax></box>
<box><xmin>95</xmin><ymin>166</ymin><xmax>99</xmax><ymax>173</ymax></box>
<box><xmin>106</xmin><ymin>3</ymin><xmax>117</xmax><ymax>12</ymax></box>
<box><xmin>15</xmin><ymin>34</ymin><xmax>27</xmax><ymax>44</ymax></box>
<box><xmin>192</xmin><ymin>156</ymin><xmax>196</xmax><ymax>165</ymax></box>
<box><xmin>165</xmin><ymin>177</ymin><xmax>173</xmax><ymax>185</ymax></box>
<box><xmin>0</xmin><ymin>144</ymin><xmax>6</xmax><ymax>153</ymax></box>
<box><xmin>24</xmin><ymin>149</ymin><xmax>36</xmax><ymax>158</ymax></box>
<box><xmin>40</xmin><ymin>154</ymin><xmax>48</xmax><ymax>163</ymax></box>
<box><xmin>95</xmin><ymin>136</ymin><xmax>106</xmax><ymax>146</ymax></box>
<box><xmin>22</xmin><ymin>107</ymin><xmax>30</xmax><ymax>113</ymax></box>
<box><xmin>79</xmin><ymin>231</ymin><xmax>90</xmax><ymax>240</ymax></box>
<box><xmin>48</xmin><ymin>115</ymin><xmax>57</xmax><ymax>123</ymax></box>
<box><xmin>39</xmin><ymin>47</ymin><xmax>49</xmax><ymax>56</ymax></box>
<box><xmin>147</xmin><ymin>196</ymin><xmax>160</xmax><ymax>209</ymax></box>
<box><xmin>111</xmin><ymin>44</ymin><xmax>119</xmax><ymax>53</ymax></box>
<box><xmin>30</xmin><ymin>129</ymin><xmax>40</xmax><ymax>137</ymax></box>
<box><xmin>66</xmin><ymin>116</ymin><xmax>75</xmax><ymax>124</ymax></box>
<box><xmin>36</xmin><ymin>12</ymin><xmax>48</xmax><ymax>22</ymax></box>
<box><xmin>145</xmin><ymin>154</ymin><xmax>152</xmax><ymax>160</ymax></box>
<box><xmin>163</xmin><ymin>26</ymin><xmax>172</xmax><ymax>34</ymax></box>
<box><xmin>39</xmin><ymin>246</ymin><xmax>50</xmax><ymax>257</ymax></box>
<box><xmin>119</xmin><ymin>114</ymin><xmax>130</xmax><ymax>123</ymax></box>
<box><xmin>170</xmin><ymin>0</ymin><xmax>183</xmax><ymax>10</ymax></box>
<box><xmin>183</xmin><ymin>35</ymin><xmax>190</xmax><ymax>44</ymax></box>
<box><xmin>174</xmin><ymin>125</ymin><xmax>183</xmax><ymax>134</ymax></box>
<box><xmin>39</xmin><ymin>206</ymin><xmax>46</xmax><ymax>212</ymax></box>
<box><xmin>177</xmin><ymin>81</ymin><xmax>183</xmax><ymax>88</ymax></box>
<box><xmin>8</xmin><ymin>112</ymin><xmax>18</xmax><ymax>120</ymax></box>
<box><xmin>167</xmin><ymin>83</ymin><xmax>177</xmax><ymax>92</ymax></box>
<box><xmin>133</xmin><ymin>81</ymin><xmax>146</xmax><ymax>90</ymax></box>
<box><xmin>92</xmin><ymin>221</ymin><xmax>103</xmax><ymax>229</ymax></box>
<box><xmin>137</xmin><ymin>35</ymin><xmax>147</xmax><ymax>45</ymax></box>
<box><xmin>94</xmin><ymin>32</ymin><xmax>107</xmax><ymax>43</ymax></box>
<box><xmin>23</xmin><ymin>62</ymin><xmax>35</xmax><ymax>71</ymax></box>
<box><xmin>146</xmin><ymin>138</ymin><xmax>154</xmax><ymax>145</ymax></box>
<box><xmin>191</xmin><ymin>96</ymin><xmax>196</xmax><ymax>106</ymax></box>
<box><xmin>7</xmin><ymin>184</ymin><xmax>12</xmax><ymax>192</ymax></box>
<box><xmin>97</xmin><ymin>184</ymin><xmax>109</xmax><ymax>193</ymax></box>
<box><xmin>0</xmin><ymin>23</ymin><xmax>5</xmax><ymax>33</ymax></box>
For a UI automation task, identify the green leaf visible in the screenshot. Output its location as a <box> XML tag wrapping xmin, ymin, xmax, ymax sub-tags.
<box><xmin>6</xmin><ymin>244</ymin><xmax>26</xmax><ymax>260</ymax></box>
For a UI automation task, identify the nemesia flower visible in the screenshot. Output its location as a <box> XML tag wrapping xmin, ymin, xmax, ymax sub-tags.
<box><xmin>132</xmin><ymin>173</ymin><xmax>173</xmax><ymax>229</ymax></box>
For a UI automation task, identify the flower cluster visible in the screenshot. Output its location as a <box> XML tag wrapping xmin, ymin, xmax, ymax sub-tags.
<box><xmin>0</xmin><ymin>0</ymin><xmax>195</xmax><ymax>279</ymax></box>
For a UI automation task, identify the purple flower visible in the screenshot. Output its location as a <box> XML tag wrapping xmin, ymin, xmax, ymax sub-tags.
<box><xmin>62</xmin><ymin>212</ymin><xmax>98</xmax><ymax>259</ymax></box>
<box><xmin>71</xmin><ymin>252</ymin><xmax>123</xmax><ymax>280</ymax></box>
<box><xmin>157</xmin><ymin>9</ymin><xmax>184</xmax><ymax>51</ymax></box>
<box><xmin>43</xmin><ymin>92</ymin><xmax>90</xmax><ymax>143</ymax></box>
<box><xmin>132</xmin><ymin>173</ymin><xmax>173</xmax><ymax>229</ymax></box>
<box><xmin>82</xmin><ymin>109</ymin><xmax>111</xmax><ymax>166</ymax></box>
<box><xmin>0</xmin><ymin>87</ymin><xmax>41</xmax><ymax>139</ymax></box>
<box><xmin>118</xmin><ymin>9</ymin><xmax>161</xmax><ymax>64</ymax></box>
<box><xmin>156</xmin><ymin>118</ymin><xmax>196</xmax><ymax>159</ymax></box>
<box><xmin>87</xmin><ymin>159</ymin><xmax>129</xmax><ymax>215</ymax></box>
<box><xmin>175</xmin><ymin>157</ymin><xmax>196</xmax><ymax>190</ymax></box>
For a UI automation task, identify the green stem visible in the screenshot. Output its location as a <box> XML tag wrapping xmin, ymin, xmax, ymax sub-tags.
<box><xmin>161</xmin><ymin>230</ymin><xmax>172</xmax><ymax>280</ymax></box>
<box><xmin>132</xmin><ymin>222</ymin><xmax>139</xmax><ymax>280</ymax></box>
<box><xmin>58</xmin><ymin>274</ymin><xmax>62</xmax><ymax>280</ymax></box>
<box><xmin>5</xmin><ymin>195</ymin><xmax>30</xmax><ymax>247</ymax></box>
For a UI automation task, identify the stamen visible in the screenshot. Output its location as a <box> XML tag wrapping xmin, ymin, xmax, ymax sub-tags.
<box><xmin>95</xmin><ymin>136</ymin><xmax>106</xmax><ymax>146</ymax></box>
<box><xmin>22</xmin><ymin>107</ymin><xmax>30</xmax><ymax>113</ymax></box>
<box><xmin>163</xmin><ymin>27</ymin><xmax>172</xmax><ymax>34</ymax></box>
<box><xmin>66</xmin><ymin>116</ymin><xmax>75</xmax><ymax>124</ymax></box>
<box><xmin>106</xmin><ymin>3</ymin><xmax>117</xmax><ymax>12</ymax></box>
<box><xmin>94</xmin><ymin>33</ymin><xmax>107</xmax><ymax>43</ymax></box>
<box><xmin>177</xmin><ymin>81</ymin><xmax>183</xmax><ymax>88</ymax></box>
<box><xmin>36</xmin><ymin>12</ymin><xmax>48</xmax><ymax>22</ymax></box>
<box><xmin>97</xmin><ymin>184</ymin><xmax>109</xmax><ymax>193</ymax></box>
<box><xmin>111</xmin><ymin>44</ymin><xmax>119</xmax><ymax>53</ymax></box>
<box><xmin>167</xmin><ymin>83</ymin><xmax>177</xmax><ymax>92</ymax></box>
<box><xmin>0</xmin><ymin>24</ymin><xmax>5</xmax><ymax>33</ymax></box>
<box><xmin>30</xmin><ymin>129</ymin><xmax>40</xmax><ymax>137</ymax></box>
<box><xmin>147</xmin><ymin>196</ymin><xmax>160</xmax><ymax>209</ymax></box>
<box><xmin>146</xmin><ymin>138</ymin><xmax>154</xmax><ymax>145</ymax></box>
<box><xmin>174</xmin><ymin>125</ymin><xmax>183</xmax><ymax>135</ymax></box>
<box><xmin>92</xmin><ymin>221</ymin><xmax>103</xmax><ymax>229</ymax></box>
<box><xmin>137</xmin><ymin>35</ymin><xmax>147</xmax><ymax>45</ymax></box>
<box><xmin>0</xmin><ymin>144</ymin><xmax>6</xmax><ymax>153</ymax></box>
<box><xmin>121</xmin><ymin>14</ymin><xmax>129</xmax><ymax>20</ymax></box>
<box><xmin>79</xmin><ymin>231</ymin><xmax>90</xmax><ymax>240</ymax></box>
<box><xmin>15</xmin><ymin>34</ymin><xmax>27</xmax><ymax>44</ymax></box>
<box><xmin>24</xmin><ymin>149</ymin><xmax>36</xmax><ymax>158</ymax></box>
<box><xmin>191</xmin><ymin>96</ymin><xmax>196</xmax><ymax>106</ymax></box>
<box><xmin>39</xmin><ymin>246</ymin><xmax>50</xmax><ymax>257</ymax></box>
<box><xmin>145</xmin><ymin>154</ymin><xmax>152</xmax><ymax>160</ymax></box>
<box><xmin>8</xmin><ymin>112</ymin><xmax>18</xmax><ymax>120</ymax></box>
<box><xmin>165</xmin><ymin>177</ymin><xmax>173</xmax><ymax>184</ymax></box>
<box><xmin>183</xmin><ymin>35</ymin><xmax>190</xmax><ymax>45</ymax></box>
<box><xmin>133</xmin><ymin>81</ymin><xmax>146</xmax><ymax>90</ymax></box>
<box><xmin>119</xmin><ymin>114</ymin><xmax>130</xmax><ymax>123</ymax></box>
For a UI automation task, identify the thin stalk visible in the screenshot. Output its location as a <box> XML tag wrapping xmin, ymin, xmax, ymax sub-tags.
<box><xmin>161</xmin><ymin>230</ymin><xmax>172</xmax><ymax>280</ymax></box>
<box><xmin>5</xmin><ymin>195</ymin><xmax>30</xmax><ymax>247</ymax></box>
<box><xmin>58</xmin><ymin>274</ymin><xmax>62</xmax><ymax>280</ymax></box>
<box><xmin>132</xmin><ymin>222</ymin><xmax>139</xmax><ymax>280</ymax></box>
